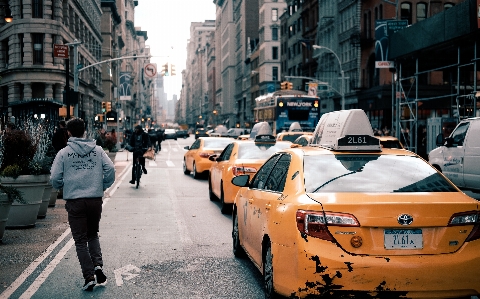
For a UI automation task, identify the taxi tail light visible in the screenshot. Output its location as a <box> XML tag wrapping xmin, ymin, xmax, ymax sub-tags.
<box><xmin>296</xmin><ymin>210</ymin><xmax>359</xmax><ymax>241</ymax></box>
<box><xmin>199</xmin><ymin>152</ymin><xmax>211</xmax><ymax>158</ymax></box>
<box><xmin>448</xmin><ymin>211</ymin><xmax>480</xmax><ymax>242</ymax></box>
<box><xmin>232</xmin><ymin>166</ymin><xmax>257</xmax><ymax>176</ymax></box>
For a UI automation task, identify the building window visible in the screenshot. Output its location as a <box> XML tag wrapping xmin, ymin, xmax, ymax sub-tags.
<box><xmin>32</xmin><ymin>33</ymin><xmax>44</xmax><ymax>65</ymax></box>
<box><xmin>272</xmin><ymin>27</ymin><xmax>278</xmax><ymax>41</ymax></box>
<box><xmin>400</xmin><ymin>2</ymin><xmax>412</xmax><ymax>24</ymax></box>
<box><xmin>417</xmin><ymin>3</ymin><xmax>427</xmax><ymax>22</ymax></box>
<box><xmin>444</xmin><ymin>3</ymin><xmax>454</xmax><ymax>9</ymax></box>
<box><xmin>19</xmin><ymin>34</ymin><xmax>24</xmax><ymax>64</ymax></box>
<box><xmin>272</xmin><ymin>9</ymin><xmax>278</xmax><ymax>22</ymax></box>
<box><xmin>272</xmin><ymin>47</ymin><xmax>278</xmax><ymax>60</ymax></box>
<box><xmin>32</xmin><ymin>0</ymin><xmax>43</xmax><ymax>18</ymax></box>
<box><xmin>272</xmin><ymin>66</ymin><xmax>278</xmax><ymax>81</ymax></box>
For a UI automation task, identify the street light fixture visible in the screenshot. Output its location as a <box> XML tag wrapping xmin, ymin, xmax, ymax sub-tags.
<box><xmin>312</xmin><ymin>45</ymin><xmax>346</xmax><ymax>110</ymax></box>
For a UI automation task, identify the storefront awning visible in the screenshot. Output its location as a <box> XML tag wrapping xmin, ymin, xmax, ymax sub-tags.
<box><xmin>9</xmin><ymin>98</ymin><xmax>64</xmax><ymax>107</ymax></box>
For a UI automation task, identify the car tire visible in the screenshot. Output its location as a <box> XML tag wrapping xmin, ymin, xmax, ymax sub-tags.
<box><xmin>208</xmin><ymin>176</ymin><xmax>217</xmax><ymax>201</ymax></box>
<box><xmin>232</xmin><ymin>210</ymin><xmax>245</xmax><ymax>258</ymax></box>
<box><xmin>264</xmin><ymin>242</ymin><xmax>280</xmax><ymax>299</ymax></box>
<box><xmin>220</xmin><ymin>182</ymin><xmax>231</xmax><ymax>214</ymax></box>
<box><xmin>193</xmin><ymin>162</ymin><xmax>201</xmax><ymax>179</ymax></box>
<box><xmin>183</xmin><ymin>159</ymin><xmax>190</xmax><ymax>175</ymax></box>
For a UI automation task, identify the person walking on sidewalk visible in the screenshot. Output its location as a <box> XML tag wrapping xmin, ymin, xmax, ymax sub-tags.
<box><xmin>50</xmin><ymin>118</ymin><xmax>115</xmax><ymax>291</ymax></box>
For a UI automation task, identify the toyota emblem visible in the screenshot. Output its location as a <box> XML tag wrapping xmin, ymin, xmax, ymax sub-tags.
<box><xmin>398</xmin><ymin>214</ymin><xmax>413</xmax><ymax>225</ymax></box>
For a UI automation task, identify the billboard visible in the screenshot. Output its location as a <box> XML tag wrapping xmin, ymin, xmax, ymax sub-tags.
<box><xmin>119</xmin><ymin>72</ymin><xmax>132</xmax><ymax>101</ymax></box>
<box><xmin>375</xmin><ymin>20</ymin><xmax>408</xmax><ymax>68</ymax></box>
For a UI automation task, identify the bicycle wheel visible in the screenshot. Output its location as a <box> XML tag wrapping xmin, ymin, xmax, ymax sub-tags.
<box><xmin>135</xmin><ymin>161</ymin><xmax>142</xmax><ymax>189</ymax></box>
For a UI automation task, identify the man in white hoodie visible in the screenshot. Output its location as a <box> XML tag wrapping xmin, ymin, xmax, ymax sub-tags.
<box><xmin>50</xmin><ymin>118</ymin><xmax>115</xmax><ymax>291</ymax></box>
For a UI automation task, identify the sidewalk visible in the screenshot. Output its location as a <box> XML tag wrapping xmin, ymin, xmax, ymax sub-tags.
<box><xmin>0</xmin><ymin>150</ymin><xmax>130</xmax><ymax>292</ymax></box>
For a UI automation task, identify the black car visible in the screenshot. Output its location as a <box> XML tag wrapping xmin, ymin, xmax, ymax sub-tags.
<box><xmin>194</xmin><ymin>128</ymin><xmax>209</xmax><ymax>139</ymax></box>
<box><xmin>176</xmin><ymin>130</ymin><xmax>189</xmax><ymax>138</ymax></box>
<box><xmin>164</xmin><ymin>129</ymin><xmax>177</xmax><ymax>140</ymax></box>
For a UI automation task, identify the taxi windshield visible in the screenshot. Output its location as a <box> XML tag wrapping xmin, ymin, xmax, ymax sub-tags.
<box><xmin>203</xmin><ymin>138</ymin><xmax>233</xmax><ymax>149</ymax></box>
<box><xmin>237</xmin><ymin>142</ymin><xmax>291</xmax><ymax>159</ymax></box>
<box><xmin>304</xmin><ymin>154</ymin><xmax>457</xmax><ymax>193</ymax></box>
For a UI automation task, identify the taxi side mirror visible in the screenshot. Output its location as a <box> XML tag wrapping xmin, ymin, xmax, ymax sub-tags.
<box><xmin>435</xmin><ymin>133</ymin><xmax>444</xmax><ymax>147</ymax></box>
<box><xmin>184</xmin><ymin>146</ymin><xmax>190</xmax><ymax>150</ymax></box>
<box><xmin>209</xmin><ymin>154</ymin><xmax>218</xmax><ymax>161</ymax></box>
<box><xmin>231</xmin><ymin>175</ymin><xmax>249</xmax><ymax>187</ymax></box>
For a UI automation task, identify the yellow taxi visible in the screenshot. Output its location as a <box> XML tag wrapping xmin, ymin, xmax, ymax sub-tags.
<box><xmin>276</xmin><ymin>122</ymin><xmax>313</xmax><ymax>143</ymax></box>
<box><xmin>183</xmin><ymin>137</ymin><xmax>233</xmax><ymax>179</ymax></box>
<box><xmin>208</xmin><ymin>135</ymin><xmax>292</xmax><ymax>214</ymax></box>
<box><xmin>292</xmin><ymin>134</ymin><xmax>313</xmax><ymax>147</ymax></box>
<box><xmin>231</xmin><ymin>109</ymin><xmax>480</xmax><ymax>298</ymax></box>
<box><xmin>378</xmin><ymin>135</ymin><xmax>404</xmax><ymax>149</ymax></box>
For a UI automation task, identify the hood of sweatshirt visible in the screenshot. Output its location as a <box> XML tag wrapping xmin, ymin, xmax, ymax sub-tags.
<box><xmin>67</xmin><ymin>137</ymin><xmax>97</xmax><ymax>156</ymax></box>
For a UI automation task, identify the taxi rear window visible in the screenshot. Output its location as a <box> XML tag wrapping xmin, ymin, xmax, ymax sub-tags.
<box><xmin>237</xmin><ymin>142</ymin><xmax>291</xmax><ymax>159</ymax></box>
<box><xmin>203</xmin><ymin>138</ymin><xmax>233</xmax><ymax>149</ymax></box>
<box><xmin>304</xmin><ymin>155</ymin><xmax>457</xmax><ymax>193</ymax></box>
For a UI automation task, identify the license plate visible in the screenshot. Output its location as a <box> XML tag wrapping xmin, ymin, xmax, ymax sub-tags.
<box><xmin>384</xmin><ymin>229</ymin><xmax>423</xmax><ymax>249</ymax></box>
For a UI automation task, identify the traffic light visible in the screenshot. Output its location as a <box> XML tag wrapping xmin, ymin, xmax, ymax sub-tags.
<box><xmin>161</xmin><ymin>63</ymin><xmax>169</xmax><ymax>76</ymax></box>
<box><xmin>106</xmin><ymin>102</ymin><xmax>112</xmax><ymax>112</ymax></box>
<box><xmin>287</xmin><ymin>82</ymin><xmax>293</xmax><ymax>90</ymax></box>
<box><xmin>101</xmin><ymin>102</ymin><xmax>106</xmax><ymax>113</ymax></box>
<box><xmin>170</xmin><ymin>64</ymin><xmax>176</xmax><ymax>76</ymax></box>
<box><xmin>280</xmin><ymin>81</ymin><xmax>288</xmax><ymax>90</ymax></box>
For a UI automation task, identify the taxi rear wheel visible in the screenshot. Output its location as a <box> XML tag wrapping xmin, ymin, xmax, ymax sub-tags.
<box><xmin>208</xmin><ymin>177</ymin><xmax>217</xmax><ymax>201</ymax></box>
<box><xmin>183</xmin><ymin>159</ymin><xmax>190</xmax><ymax>175</ymax></box>
<box><xmin>264</xmin><ymin>243</ymin><xmax>280</xmax><ymax>299</ymax></box>
<box><xmin>232</xmin><ymin>210</ymin><xmax>245</xmax><ymax>258</ymax></box>
<box><xmin>220</xmin><ymin>182</ymin><xmax>231</xmax><ymax>214</ymax></box>
<box><xmin>193</xmin><ymin>162</ymin><xmax>201</xmax><ymax>179</ymax></box>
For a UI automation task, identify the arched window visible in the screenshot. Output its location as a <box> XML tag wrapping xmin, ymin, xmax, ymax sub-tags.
<box><xmin>400</xmin><ymin>2</ymin><xmax>412</xmax><ymax>24</ymax></box>
<box><xmin>444</xmin><ymin>3</ymin><xmax>454</xmax><ymax>9</ymax></box>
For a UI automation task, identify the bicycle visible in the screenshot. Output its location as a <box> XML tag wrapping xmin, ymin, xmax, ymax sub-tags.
<box><xmin>133</xmin><ymin>155</ymin><xmax>142</xmax><ymax>189</ymax></box>
<box><xmin>125</xmin><ymin>145</ymin><xmax>144</xmax><ymax>189</ymax></box>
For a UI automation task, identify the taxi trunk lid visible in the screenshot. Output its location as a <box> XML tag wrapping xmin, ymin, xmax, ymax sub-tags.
<box><xmin>308</xmin><ymin>192</ymin><xmax>480</xmax><ymax>255</ymax></box>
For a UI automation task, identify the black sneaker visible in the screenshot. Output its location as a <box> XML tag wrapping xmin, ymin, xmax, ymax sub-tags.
<box><xmin>129</xmin><ymin>180</ymin><xmax>135</xmax><ymax>184</ymax></box>
<box><xmin>142</xmin><ymin>168</ymin><xmax>147</xmax><ymax>174</ymax></box>
<box><xmin>95</xmin><ymin>266</ymin><xmax>107</xmax><ymax>284</ymax></box>
<box><xmin>82</xmin><ymin>277</ymin><xmax>96</xmax><ymax>291</ymax></box>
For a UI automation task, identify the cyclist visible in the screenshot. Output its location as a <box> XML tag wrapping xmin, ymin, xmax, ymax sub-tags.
<box><xmin>128</xmin><ymin>125</ymin><xmax>151</xmax><ymax>184</ymax></box>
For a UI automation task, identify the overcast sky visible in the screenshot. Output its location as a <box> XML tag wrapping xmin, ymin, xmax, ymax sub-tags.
<box><xmin>134</xmin><ymin>0</ymin><xmax>216</xmax><ymax>98</ymax></box>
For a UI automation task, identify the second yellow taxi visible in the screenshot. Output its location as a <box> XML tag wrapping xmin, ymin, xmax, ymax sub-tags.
<box><xmin>183</xmin><ymin>137</ymin><xmax>233</xmax><ymax>179</ymax></box>
<box><xmin>231</xmin><ymin>109</ymin><xmax>480</xmax><ymax>299</ymax></box>
<box><xmin>208</xmin><ymin>135</ymin><xmax>292</xmax><ymax>213</ymax></box>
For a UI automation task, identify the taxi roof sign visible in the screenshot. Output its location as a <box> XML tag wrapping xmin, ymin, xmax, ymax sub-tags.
<box><xmin>288</xmin><ymin>122</ymin><xmax>302</xmax><ymax>132</ymax></box>
<box><xmin>249</xmin><ymin>121</ymin><xmax>273</xmax><ymax>140</ymax></box>
<box><xmin>311</xmin><ymin>109</ymin><xmax>381</xmax><ymax>151</ymax></box>
<box><xmin>254</xmin><ymin>134</ymin><xmax>276</xmax><ymax>143</ymax></box>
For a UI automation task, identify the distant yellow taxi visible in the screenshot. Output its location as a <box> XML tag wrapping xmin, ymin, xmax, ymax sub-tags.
<box><xmin>183</xmin><ymin>137</ymin><xmax>233</xmax><ymax>179</ymax></box>
<box><xmin>231</xmin><ymin>109</ymin><xmax>480</xmax><ymax>298</ymax></box>
<box><xmin>292</xmin><ymin>134</ymin><xmax>313</xmax><ymax>147</ymax></box>
<box><xmin>377</xmin><ymin>135</ymin><xmax>404</xmax><ymax>149</ymax></box>
<box><xmin>276</xmin><ymin>122</ymin><xmax>313</xmax><ymax>143</ymax></box>
<box><xmin>208</xmin><ymin>135</ymin><xmax>292</xmax><ymax>213</ymax></box>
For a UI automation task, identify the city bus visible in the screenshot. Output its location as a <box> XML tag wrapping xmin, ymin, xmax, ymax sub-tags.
<box><xmin>253</xmin><ymin>90</ymin><xmax>320</xmax><ymax>135</ymax></box>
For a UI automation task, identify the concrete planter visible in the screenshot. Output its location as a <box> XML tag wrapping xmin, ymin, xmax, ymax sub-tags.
<box><xmin>0</xmin><ymin>193</ymin><xmax>12</xmax><ymax>242</ymax></box>
<box><xmin>48</xmin><ymin>188</ymin><xmax>58</xmax><ymax>207</ymax></box>
<box><xmin>37</xmin><ymin>184</ymin><xmax>53</xmax><ymax>219</ymax></box>
<box><xmin>2</xmin><ymin>175</ymin><xmax>48</xmax><ymax>228</ymax></box>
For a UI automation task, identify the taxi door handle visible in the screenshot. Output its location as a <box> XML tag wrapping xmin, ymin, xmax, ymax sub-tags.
<box><xmin>265</xmin><ymin>203</ymin><xmax>271</xmax><ymax>210</ymax></box>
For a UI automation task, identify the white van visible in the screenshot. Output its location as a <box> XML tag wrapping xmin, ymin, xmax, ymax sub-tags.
<box><xmin>429</xmin><ymin>117</ymin><xmax>480</xmax><ymax>191</ymax></box>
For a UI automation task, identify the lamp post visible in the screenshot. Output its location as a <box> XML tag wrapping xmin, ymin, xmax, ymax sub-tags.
<box><xmin>312</xmin><ymin>45</ymin><xmax>345</xmax><ymax>110</ymax></box>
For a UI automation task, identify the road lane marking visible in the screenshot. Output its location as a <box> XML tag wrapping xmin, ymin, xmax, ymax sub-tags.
<box><xmin>0</xmin><ymin>228</ymin><xmax>71</xmax><ymax>299</ymax></box>
<box><xmin>166</xmin><ymin>160</ymin><xmax>175</xmax><ymax>167</ymax></box>
<box><xmin>114</xmin><ymin>264</ymin><xmax>141</xmax><ymax>286</ymax></box>
<box><xmin>18</xmin><ymin>238</ymin><xmax>75</xmax><ymax>299</ymax></box>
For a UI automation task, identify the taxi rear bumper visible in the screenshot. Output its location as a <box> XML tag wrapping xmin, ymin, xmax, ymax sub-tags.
<box><xmin>271</xmin><ymin>238</ymin><xmax>480</xmax><ymax>298</ymax></box>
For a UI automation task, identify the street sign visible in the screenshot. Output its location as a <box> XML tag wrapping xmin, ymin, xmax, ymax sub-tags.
<box><xmin>53</xmin><ymin>44</ymin><xmax>69</xmax><ymax>58</ymax></box>
<box><xmin>144</xmin><ymin>63</ymin><xmax>157</xmax><ymax>78</ymax></box>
